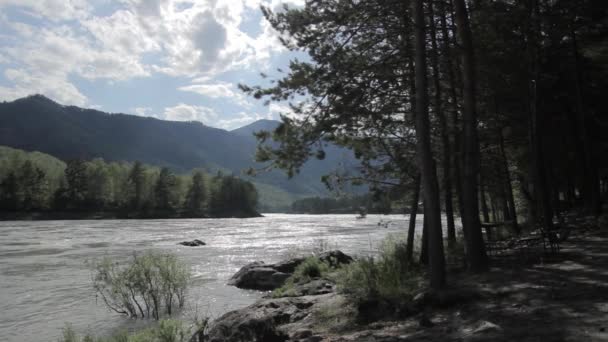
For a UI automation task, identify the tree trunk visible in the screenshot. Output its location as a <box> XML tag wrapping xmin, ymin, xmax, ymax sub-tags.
<box><xmin>453</xmin><ymin>0</ymin><xmax>488</xmax><ymax>272</ymax></box>
<box><xmin>420</xmin><ymin>208</ymin><xmax>428</xmax><ymax>265</ymax></box>
<box><xmin>528</xmin><ymin>0</ymin><xmax>554</xmax><ymax>230</ymax></box>
<box><xmin>429</xmin><ymin>0</ymin><xmax>456</xmax><ymax>248</ymax></box>
<box><xmin>440</xmin><ymin>0</ymin><xmax>465</xmax><ymax>220</ymax></box>
<box><xmin>412</xmin><ymin>0</ymin><xmax>446</xmax><ymax>289</ymax></box>
<box><xmin>572</xmin><ymin>26</ymin><xmax>601</xmax><ymax>216</ymax></box>
<box><xmin>406</xmin><ymin>173</ymin><xmax>421</xmax><ymax>262</ymax></box>
<box><xmin>480</xmin><ymin>182</ymin><xmax>490</xmax><ymax>223</ymax></box>
<box><xmin>499</xmin><ymin>129</ymin><xmax>520</xmax><ymax>233</ymax></box>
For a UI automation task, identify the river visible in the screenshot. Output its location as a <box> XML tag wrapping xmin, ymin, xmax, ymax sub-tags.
<box><xmin>0</xmin><ymin>214</ymin><xmax>424</xmax><ymax>342</ymax></box>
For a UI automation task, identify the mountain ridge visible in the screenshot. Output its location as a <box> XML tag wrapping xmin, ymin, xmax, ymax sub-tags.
<box><xmin>0</xmin><ymin>95</ymin><xmax>356</xmax><ymax>204</ymax></box>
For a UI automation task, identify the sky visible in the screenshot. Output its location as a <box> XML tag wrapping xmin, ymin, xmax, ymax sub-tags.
<box><xmin>0</xmin><ymin>0</ymin><xmax>304</xmax><ymax>130</ymax></box>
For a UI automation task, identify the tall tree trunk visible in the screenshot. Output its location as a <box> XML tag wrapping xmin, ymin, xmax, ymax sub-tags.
<box><xmin>429</xmin><ymin>0</ymin><xmax>456</xmax><ymax>247</ymax></box>
<box><xmin>412</xmin><ymin>0</ymin><xmax>446</xmax><ymax>289</ymax></box>
<box><xmin>571</xmin><ymin>26</ymin><xmax>601</xmax><ymax>216</ymax></box>
<box><xmin>480</xmin><ymin>182</ymin><xmax>490</xmax><ymax>223</ymax></box>
<box><xmin>440</xmin><ymin>0</ymin><xmax>466</xmax><ymax>220</ymax></box>
<box><xmin>406</xmin><ymin>173</ymin><xmax>421</xmax><ymax>262</ymax></box>
<box><xmin>528</xmin><ymin>0</ymin><xmax>554</xmax><ymax>230</ymax></box>
<box><xmin>453</xmin><ymin>0</ymin><xmax>488</xmax><ymax>272</ymax></box>
<box><xmin>499</xmin><ymin>129</ymin><xmax>520</xmax><ymax>233</ymax></box>
<box><xmin>420</xmin><ymin>208</ymin><xmax>428</xmax><ymax>265</ymax></box>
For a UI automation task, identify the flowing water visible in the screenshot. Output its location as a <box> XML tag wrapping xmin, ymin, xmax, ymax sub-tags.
<box><xmin>0</xmin><ymin>214</ymin><xmax>426</xmax><ymax>342</ymax></box>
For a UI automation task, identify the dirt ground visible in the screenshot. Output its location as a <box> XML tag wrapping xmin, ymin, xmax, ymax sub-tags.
<box><xmin>322</xmin><ymin>228</ymin><xmax>608</xmax><ymax>342</ymax></box>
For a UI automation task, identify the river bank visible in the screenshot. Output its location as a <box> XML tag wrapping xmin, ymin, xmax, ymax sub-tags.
<box><xmin>0</xmin><ymin>209</ymin><xmax>262</xmax><ymax>221</ymax></box>
<box><xmin>206</xmin><ymin>225</ymin><xmax>608</xmax><ymax>341</ymax></box>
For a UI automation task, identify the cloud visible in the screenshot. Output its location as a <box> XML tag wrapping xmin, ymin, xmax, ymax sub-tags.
<box><xmin>0</xmin><ymin>0</ymin><xmax>92</xmax><ymax>21</ymax></box>
<box><xmin>0</xmin><ymin>0</ymin><xmax>297</xmax><ymax>111</ymax></box>
<box><xmin>163</xmin><ymin>103</ymin><xmax>218</xmax><ymax>123</ymax></box>
<box><xmin>215</xmin><ymin>111</ymin><xmax>272</xmax><ymax>130</ymax></box>
<box><xmin>132</xmin><ymin>106</ymin><xmax>155</xmax><ymax>117</ymax></box>
<box><xmin>178</xmin><ymin>81</ymin><xmax>251</xmax><ymax>107</ymax></box>
<box><xmin>0</xmin><ymin>68</ymin><xmax>88</xmax><ymax>106</ymax></box>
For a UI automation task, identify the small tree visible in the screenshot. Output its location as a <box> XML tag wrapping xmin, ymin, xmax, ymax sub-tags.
<box><xmin>184</xmin><ymin>171</ymin><xmax>206</xmax><ymax>216</ymax></box>
<box><xmin>92</xmin><ymin>251</ymin><xmax>190</xmax><ymax>320</ymax></box>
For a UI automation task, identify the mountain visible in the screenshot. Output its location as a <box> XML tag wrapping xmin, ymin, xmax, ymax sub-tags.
<box><xmin>0</xmin><ymin>95</ymin><xmax>359</xmax><ymax>206</ymax></box>
<box><xmin>231</xmin><ymin>119</ymin><xmax>280</xmax><ymax>137</ymax></box>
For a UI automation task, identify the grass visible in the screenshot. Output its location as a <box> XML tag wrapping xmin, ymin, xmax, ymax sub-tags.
<box><xmin>59</xmin><ymin>318</ymin><xmax>209</xmax><ymax>342</ymax></box>
<box><xmin>333</xmin><ymin>235</ymin><xmax>423</xmax><ymax>302</ymax></box>
<box><xmin>272</xmin><ymin>256</ymin><xmax>331</xmax><ymax>298</ymax></box>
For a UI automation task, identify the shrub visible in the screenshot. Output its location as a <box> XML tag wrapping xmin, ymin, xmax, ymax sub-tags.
<box><xmin>58</xmin><ymin>319</ymin><xmax>196</xmax><ymax>342</ymax></box>
<box><xmin>91</xmin><ymin>251</ymin><xmax>190</xmax><ymax>320</ymax></box>
<box><xmin>272</xmin><ymin>257</ymin><xmax>331</xmax><ymax>297</ymax></box>
<box><xmin>334</xmin><ymin>236</ymin><xmax>422</xmax><ymax>301</ymax></box>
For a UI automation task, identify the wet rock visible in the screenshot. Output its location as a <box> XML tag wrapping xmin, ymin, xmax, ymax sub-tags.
<box><xmin>228</xmin><ymin>262</ymin><xmax>291</xmax><ymax>291</ymax></box>
<box><xmin>228</xmin><ymin>250</ymin><xmax>352</xmax><ymax>291</ymax></box>
<box><xmin>178</xmin><ymin>239</ymin><xmax>206</xmax><ymax>247</ymax></box>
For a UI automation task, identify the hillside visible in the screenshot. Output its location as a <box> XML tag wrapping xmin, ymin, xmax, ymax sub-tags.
<box><xmin>0</xmin><ymin>95</ymin><xmax>358</xmax><ymax>205</ymax></box>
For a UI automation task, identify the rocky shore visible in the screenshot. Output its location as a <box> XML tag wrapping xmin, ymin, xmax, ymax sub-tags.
<box><xmin>203</xmin><ymin>229</ymin><xmax>608</xmax><ymax>342</ymax></box>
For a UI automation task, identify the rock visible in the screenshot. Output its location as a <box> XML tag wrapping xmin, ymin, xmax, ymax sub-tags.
<box><xmin>206</xmin><ymin>293</ymin><xmax>333</xmax><ymax>342</ymax></box>
<box><xmin>472</xmin><ymin>320</ymin><xmax>502</xmax><ymax>334</ymax></box>
<box><xmin>228</xmin><ymin>262</ymin><xmax>291</xmax><ymax>291</ymax></box>
<box><xmin>318</xmin><ymin>250</ymin><xmax>354</xmax><ymax>267</ymax></box>
<box><xmin>179</xmin><ymin>239</ymin><xmax>206</xmax><ymax>247</ymax></box>
<box><xmin>273</xmin><ymin>257</ymin><xmax>307</xmax><ymax>274</ymax></box>
<box><xmin>228</xmin><ymin>250</ymin><xmax>352</xmax><ymax>291</ymax></box>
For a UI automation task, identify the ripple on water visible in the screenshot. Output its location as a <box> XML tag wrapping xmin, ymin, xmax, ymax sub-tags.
<box><xmin>0</xmin><ymin>247</ymin><xmax>69</xmax><ymax>258</ymax></box>
<box><xmin>0</xmin><ymin>214</ymin><xmax>437</xmax><ymax>342</ymax></box>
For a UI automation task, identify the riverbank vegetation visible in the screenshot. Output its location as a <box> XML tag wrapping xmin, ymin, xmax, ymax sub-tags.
<box><xmin>0</xmin><ymin>146</ymin><xmax>259</xmax><ymax>219</ymax></box>
<box><xmin>289</xmin><ymin>193</ymin><xmax>393</xmax><ymax>214</ymax></box>
<box><xmin>241</xmin><ymin>0</ymin><xmax>608</xmax><ymax>291</ymax></box>
<box><xmin>91</xmin><ymin>251</ymin><xmax>190</xmax><ymax>320</ymax></box>
<box><xmin>59</xmin><ymin>319</ymin><xmax>204</xmax><ymax>342</ymax></box>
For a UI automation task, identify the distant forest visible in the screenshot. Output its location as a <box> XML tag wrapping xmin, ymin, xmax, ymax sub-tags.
<box><xmin>290</xmin><ymin>194</ymin><xmax>394</xmax><ymax>214</ymax></box>
<box><xmin>0</xmin><ymin>146</ymin><xmax>259</xmax><ymax>219</ymax></box>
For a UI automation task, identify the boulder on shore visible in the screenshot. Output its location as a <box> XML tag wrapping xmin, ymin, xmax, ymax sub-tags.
<box><xmin>205</xmin><ymin>292</ymin><xmax>334</xmax><ymax>342</ymax></box>
<box><xmin>227</xmin><ymin>250</ymin><xmax>353</xmax><ymax>291</ymax></box>
<box><xmin>179</xmin><ymin>239</ymin><xmax>206</xmax><ymax>247</ymax></box>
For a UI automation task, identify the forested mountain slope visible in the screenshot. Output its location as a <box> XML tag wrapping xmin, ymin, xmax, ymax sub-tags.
<box><xmin>0</xmin><ymin>95</ymin><xmax>358</xmax><ymax>198</ymax></box>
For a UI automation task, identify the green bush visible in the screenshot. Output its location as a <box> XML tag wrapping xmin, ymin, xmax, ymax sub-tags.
<box><xmin>334</xmin><ymin>236</ymin><xmax>422</xmax><ymax>301</ymax></box>
<box><xmin>91</xmin><ymin>251</ymin><xmax>190</xmax><ymax>320</ymax></box>
<box><xmin>58</xmin><ymin>319</ymin><xmax>196</xmax><ymax>342</ymax></box>
<box><xmin>272</xmin><ymin>257</ymin><xmax>331</xmax><ymax>297</ymax></box>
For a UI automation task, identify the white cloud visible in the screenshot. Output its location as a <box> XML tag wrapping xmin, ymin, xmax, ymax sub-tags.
<box><xmin>178</xmin><ymin>81</ymin><xmax>252</xmax><ymax>107</ymax></box>
<box><xmin>0</xmin><ymin>68</ymin><xmax>87</xmax><ymax>106</ymax></box>
<box><xmin>0</xmin><ymin>0</ymin><xmax>92</xmax><ymax>21</ymax></box>
<box><xmin>132</xmin><ymin>106</ymin><xmax>156</xmax><ymax>117</ymax></box>
<box><xmin>215</xmin><ymin>111</ymin><xmax>272</xmax><ymax>129</ymax></box>
<box><xmin>0</xmin><ymin>0</ymin><xmax>297</xmax><ymax>109</ymax></box>
<box><xmin>268</xmin><ymin>102</ymin><xmax>294</xmax><ymax>117</ymax></box>
<box><xmin>163</xmin><ymin>103</ymin><xmax>218</xmax><ymax>123</ymax></box>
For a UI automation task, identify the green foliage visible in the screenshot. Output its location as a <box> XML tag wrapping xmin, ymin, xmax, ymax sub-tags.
<box><xmin>272</xmin><ymin>257</ymin><xmax>330</xmax><ymax>298</ymax></box>
<box><xmin>184</xmin><ymin>170</ymin><xmax>206</xmax><ymax>215</ymax></box>
<box><xmin>209</xmin><ymin>174</ymin><xmax>258</xmax><ymax>217</ymax></box>
<box><xmin>58</xmin><ymin>319</ymin><xmax>196</xmax><ymax>342</ymax></box>
<box><xmin>0</xmin><ymin>146</ymin><xmax>260</xmax><ymax>218</ymax></box>
<box><xmin>154</xmin><ymin>167</ymin><xmax>178</xmax><ymax>212</ymax></box>
<box><xmin>292</xmin><ymin>257</ymin><xmax>330</xmax><ymax>283</ymax></box>
<box><xmin>91</xmin><ymin>251</ymin><xmax>190</xmax><ymax>320</ymax></box>
<box><xmin>334</xmin><ymin>236</ymin><xmax>422</xmax><ymax>301</ymax></box>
